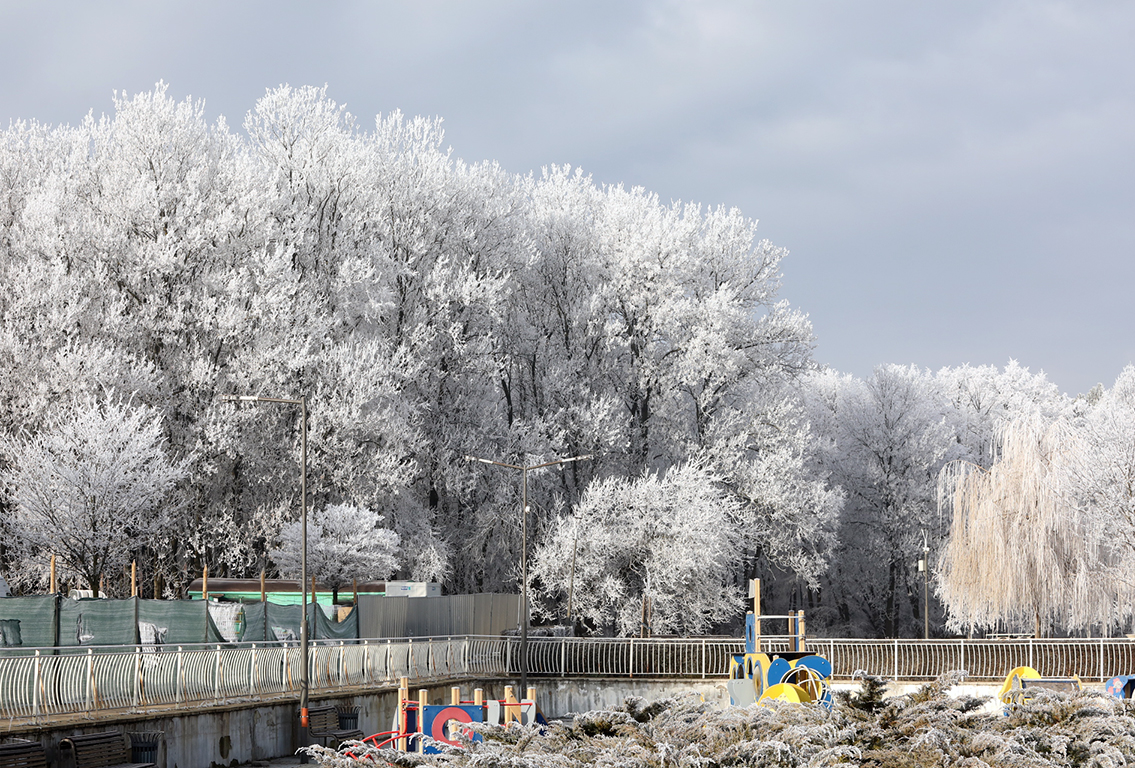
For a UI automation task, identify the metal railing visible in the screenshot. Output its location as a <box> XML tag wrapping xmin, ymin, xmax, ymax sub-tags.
<box><xmin>517</xmin><ymin>636</ymin><xmax>1135</xmax><ymax>684</ymax></box>
<box><xmin>0</xmin><ymin>636</ymin><xmax>509</xmax><ymax>725</ymax></box>
<box><xmin>807</xmin><ymin>638</ymin><xmax>1135</xmax><ymax>682</ymax></box>
<box><xmin>523</xmin><ymin>636</ymin><xmax>742</xmax><ymax>678</ymax></box>
<box><xmin>4</xmin><ymin>635</ymin><xmax>1134</xmax><ymax>725</ymax></box>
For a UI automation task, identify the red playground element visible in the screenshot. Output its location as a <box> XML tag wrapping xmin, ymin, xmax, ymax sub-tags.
<box><xmin>358</xmin><ymin>681</ymin><xmax>546</xmax><ymax>755</ymax></box>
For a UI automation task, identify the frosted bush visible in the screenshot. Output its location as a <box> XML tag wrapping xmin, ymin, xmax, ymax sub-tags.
<box><xmin>303</xmin><ymin>674</ymin><xmax>1135</xmax><ymax>768</ymax></box>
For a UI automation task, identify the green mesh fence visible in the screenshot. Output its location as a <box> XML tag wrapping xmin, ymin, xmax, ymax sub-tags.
<box><xmin>139</xmin><ymin>599</ymin><xmax>227</xmax><ymax>645</ymax></box>
<box><xmin>0</xmin><ymin>595</ymin><xmax>59</xmax><ymax>650</ymax></box>
<box><xmin>0</xmin><ymin>593</ymin><xmax>501</xmax><ymax>648</ymax></box>
<box><xmin>241</xmin><ymin>601</ymin><xmax>356</xmax><ymax>642</ymax></box>
<box><xmin>240</xmin><ymin>602</ymin><xmax>272</xmax><ymax>642</ymax></box>
<box><xmin>58</xmin><ymin>598</ymin><xmax>138</xmax><ymax>647</ymax></box>
<box><xmin>315</xmin><ymin>603</ymin><xmax>357</xmax><ymax>640</ymax></box>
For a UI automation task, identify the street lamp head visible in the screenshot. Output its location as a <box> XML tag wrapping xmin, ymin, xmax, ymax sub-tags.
<box><xmin>464</xmin><ymin>455</ymin><xmax>498</xmax><ymax>465</ymax></box>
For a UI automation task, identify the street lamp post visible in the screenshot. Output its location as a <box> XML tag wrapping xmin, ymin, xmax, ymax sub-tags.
<box><xmin>221</xmin><ymin>394</ymin><xmax>310</xmax><ymax>761</ymax></box>
<box><xmin>464</xmin><ymin>453</ymin><xmax>591</xmax><ymax>694</ymax></box>
<box><xmin>921</xmin><ymin>530</ymin><xmax>930</xmax><ymax>640</ymax></box>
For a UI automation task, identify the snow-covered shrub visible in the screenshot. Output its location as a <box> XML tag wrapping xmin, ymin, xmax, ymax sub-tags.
<box><xmin>303</xmin><ymin>673</ymin><xmax>1135</xmax><ymax>768</ymax></box>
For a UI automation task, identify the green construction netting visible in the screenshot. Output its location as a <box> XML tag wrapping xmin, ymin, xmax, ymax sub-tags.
<box><xmin>0</xmin><ymin>595</ymin><xmax>59</xmax><ymax>650</ymax></box>
<box><xmin>139</xmin><ymin>599</ymin><xmax>226</xmax><ymax>645</ymax></box>
<box><xmin>58</xmin><ymin>597</ymin><xmax>138</xmax><ymax>647</ymax></box>
<box><xmin>241</xmin><ymin>601</ymin><xmax>356</xmax><ymax>642</ymax></box>
<box><xmin>0</xmin><ymin>593</ymin><xmax>508</xmax><ymax>647</ymax></box>
<box><xmin>243</xmin><ymin>601</ymin><xmax>302</xmax><ymax>642</ymax></box>
<box><xmin>316</xmin><ymin>603</ymin><xmax>357</xmax><ymax>640</ymax></box>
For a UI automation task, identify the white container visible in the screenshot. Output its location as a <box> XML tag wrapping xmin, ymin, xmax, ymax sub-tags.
<box><xmin>385</xmin><ymin>581</ymin><xmax>441</xmax><ymax>598</ymax></box>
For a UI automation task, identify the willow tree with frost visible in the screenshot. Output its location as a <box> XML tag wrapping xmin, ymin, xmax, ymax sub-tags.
<box><xmin>937</xmin><ymin>414</ymin><xmax>1128</xmax><ymax>637</ymax></box>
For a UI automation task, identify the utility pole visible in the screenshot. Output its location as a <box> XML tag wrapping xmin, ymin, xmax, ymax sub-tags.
<box><xmin>464</xmin><ymin>453</ymin><xmax>592</xmax><ymax>694</ymax></box>
<box><xmin>221</xmin><ymin>394</ymin><xmax>310</xmax><ymax>761</ymax></box>
<box><xmin>920</xmin><ymin>530</ymin><xmax>930</xmax><ymax>640</ymax></box>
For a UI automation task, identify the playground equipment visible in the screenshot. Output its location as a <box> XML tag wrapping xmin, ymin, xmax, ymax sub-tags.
<box><xmin>726</xmin><ymin>579</ymin><xmax>832</xmax><ymax>709</ymax></box>
<box><xmin>359</xmin><ymin>679</ymin><xmax>545</xmax><ymax>754</ymax></box>
<box><xmin>1106</xmin><ymin>674</ymin><xmax>1135</xmax><ymax>700</ymax></box>
<box><xmin>998</xmin><ymin>666</ymin><xmax>1081</xmax><ymax>710</ymax></box>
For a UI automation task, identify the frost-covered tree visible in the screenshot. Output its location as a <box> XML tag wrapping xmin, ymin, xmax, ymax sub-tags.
<box><xmin>801</xmin><ymin>365</ymin><xmax>958</xmax><ymax>637</ymax></box>
<box><xmin>936</xmin><ymin>361</ymin><xmax>1066</xmax><ymax>468</ymax></box>
<box><xmin>1070</xmin><ymin>366</ymin><xmax>1135</xmax><ymax>558</ymax></box>
<box><xmin>0</xmin><ymin>398</ymin><xmax>187</xmax><ymax>594</ymax></box>
<box><xmin>0</xmin><ymin>83</ymin><xmax>827</xmax><ymax>606</ymax></box>
<box><xmin>270</xmin><ymin>503</ymin><xmax>400</xmax><ymax>603</ymax></box>
<box><xmin>531</xmin><ymin>461</ymin><xmax>743</xmax><ymax>636</ymax></box>
<box><xmin>937</xmin><ymin>413</ymin><xmax>1128</xmax><ymax>636</ymax></box>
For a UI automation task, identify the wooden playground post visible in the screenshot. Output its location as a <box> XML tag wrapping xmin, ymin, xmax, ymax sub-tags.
<box><xmin>418</xmin><ymin>690</ymin><xmax>428</xmax><ymax>753</ymax></box>
<box><xmin>503</xmin><ymin>685</ymin><xmax>516</xmax><ymax>723</ymax></box>
<box><xmin>202</xmin><ymin>565</ymin><xmax>209</xmax><ymax>601</ymax></box>
<box><xmin>798</xmin><ymin>610</ymin><xmax>806</xmax><ymax>652</ymax></box>
<box><xmin>451</xmin><ymin>686</ymin><xmax>461</xmax><ymax>705</ymax></box>
<box><xmin>49</xmin><ymin>555</ymin><xmax>57</xmax><ymax>594</ymax></box>
<box><xmin>474</xmin><ymin>688</ymin><xmax>483</xmax><ymax>706</ymax></box>
<box><xmin>397</xmin><ymin>678</ymin><xmax>409</xmax><ymax>751</ymax></box>
<box><xmin>131</xmin><ymin>560</ymin><xmax>137</xmax><ymax>597</ymax></box>
<box><xmin>260</xmin><ymin>569</ymin><xmax>267</xmax><ymax>603</ymax></box>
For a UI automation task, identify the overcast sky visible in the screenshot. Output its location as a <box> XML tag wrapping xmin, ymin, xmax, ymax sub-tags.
<box><xmin>2</xmin><ymin>1</ymin><xmax>1132</xmax><ymax>395</ymax></box>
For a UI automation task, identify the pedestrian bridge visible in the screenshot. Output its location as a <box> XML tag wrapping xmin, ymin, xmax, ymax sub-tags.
<box><xmin>2</xmin><ymin>635</ymin><xmax>1131</xmax><ymax>730</ymax></box>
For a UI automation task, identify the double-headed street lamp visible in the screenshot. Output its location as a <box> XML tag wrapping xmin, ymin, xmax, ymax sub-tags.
<box><xmin>464</xmin><ymin>453</ymin><xmax>592</xmax><ymax>694</ymax></box>
<box><xmin>221</xmin><ymin>394</ymin><xmax>310</xmax><ymax>760</ymax></box>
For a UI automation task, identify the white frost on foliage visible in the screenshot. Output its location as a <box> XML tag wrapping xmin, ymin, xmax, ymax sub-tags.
<box><xmin>270</xmin><ymin>503</ymin><xmax>400</xmax><ymax>590</ymax></box>
<box><xmin>0</xmin><ymin>397</ymin><xmax>187</xmax><ymax>592</ymax></box>
<box><xmin>531</xmin><ymin>460</ymin><xmax>742</xmax><ymax>636</ymax></box>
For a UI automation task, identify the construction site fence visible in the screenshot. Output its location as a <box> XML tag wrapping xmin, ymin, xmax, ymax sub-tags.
<box><xmin>0</xmin><ymin>594</ymin><xmax>520</xmax><ymax>649</ymax></box>
<box><xmin>4</xmin><ymin>636</ymin><xmax>1135</xmax><ymax>726</ymax></box>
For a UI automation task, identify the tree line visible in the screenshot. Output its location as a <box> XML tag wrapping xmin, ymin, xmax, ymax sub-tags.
<box><xmin>0</xmin><ymin>85</ymin><xmax>1129</xmax><ymax>638</ymax></box>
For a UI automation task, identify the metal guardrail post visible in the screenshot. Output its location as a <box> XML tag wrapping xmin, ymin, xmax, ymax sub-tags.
<box><xmin>1028</xmin><ymin>638</ymin><xmax>1033</xmax><ymax>671</ymax></box>
<box><xmin>506</xmin><ymin>637</ymin><xmax>512</xmax><ymax>675</ymax></box>
<box><xmin>250</xmin><ymin>644</ymin><xmax>258</xmax><ymax>695</ymax></box>
<box><xmin>133</xmin><ymin>645</ymin><xmax>141</xmax><ymax>709</ymax></box>
<box><xmin>893</xmin><ymin>639</ymin><xmax>899</xmax><ymax>680</ymax></box>
<box><xmin>83</xmin><ymin>644</ymin><xmax>93</xmax><ymax>707</ymax></box>
<box><xmin>960</xmin><ymin>638</ymin><xmax>965</xmax><ymax>674</ymax></box>
<box><xmin>214</xmin><ymin>645</ymin><xmax>222</xmax><ymax>701</ymax></box>
<box><xmin>561</xmin><ymin>637</ymin><xmax>566</xmax><ymax>677</ymax></box>
<box><xmin>1100</xmin><ymin>637</ymin><xmax>1105</xmax><ymax>681</ymax></box>
<box><xmin>629</xmin><ymin>639</ymin><xmax>635</xmax><ymax>678</ymax></box>
<box><xmin>701</xmin><ymin>639</ymin><xmax>706</xmax><ymax>679</ymax></box>
<box><xmin>176</xmin><ymin>646</ymin><xmax>184</xmax><ymax>704</ymax></box>
<box><xmin>33</xmin><ymin>650</ymin><xmax>41</xmax><ymax>718</ymax></box>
